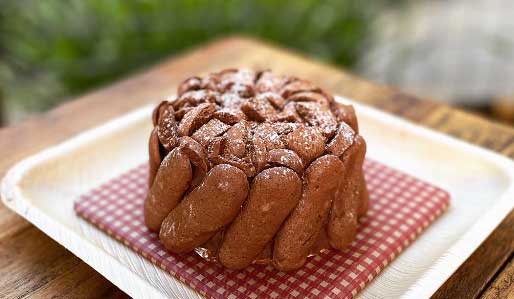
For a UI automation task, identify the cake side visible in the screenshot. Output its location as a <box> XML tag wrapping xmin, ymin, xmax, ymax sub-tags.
<box><xmin>144</xmin><ymin>69</ymin><xmax>368</xmax><ymax>271</ymax></box>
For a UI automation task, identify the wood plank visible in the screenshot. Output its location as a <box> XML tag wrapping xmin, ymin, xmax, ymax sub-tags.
<box><xmin>481</xmin><ymin>257</ymin><xmax>514</xmax><ymax>299</ymax></box>
<box><xmin>1</xmin><ymin>36</ymin><xmax>514</xmax><ymax>298</ymax></box>
<box><xmin>0</xmin><ymin>226</ymin><xmax>126</xmax><ymax>298</ymax></box>
<box><xmin>433</xmin><ymin>211</ymin><xmax>514</xmax><ymax>299</ymax></box>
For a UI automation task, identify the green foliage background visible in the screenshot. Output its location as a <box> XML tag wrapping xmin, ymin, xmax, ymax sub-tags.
<box><xmin>0</xmin><ymin>0</ymin><xmax>391</xmax><ymax>115</ymax></box>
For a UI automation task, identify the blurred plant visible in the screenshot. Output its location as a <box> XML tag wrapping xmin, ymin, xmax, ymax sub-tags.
<box><xmin>0</xmin><ymin>0</ymin><xmax>393</xmax><ymax>118</ymax></box>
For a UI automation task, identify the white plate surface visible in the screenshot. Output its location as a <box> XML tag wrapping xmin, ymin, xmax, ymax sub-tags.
<box><xmin>2</xmin><ymin>96</ymin><xmax>514</xmax><ymax>299</ymax></box>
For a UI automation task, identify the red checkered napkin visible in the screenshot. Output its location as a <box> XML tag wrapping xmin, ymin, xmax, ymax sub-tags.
<box><xmin>75</xmin><ymin>159</ymin><xmax>449</xmax><ymax>299</ymax></box>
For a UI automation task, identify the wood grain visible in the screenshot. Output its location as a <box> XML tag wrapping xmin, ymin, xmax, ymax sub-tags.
<box><xmin>481</xmin><ymin>257</ymin><xmax>514</xmax><ymax>299</ymax></box>
<box><xmin>1</xmin><ymin>36</ymin><xmax>514</xmax><ymax>298</ymax></box>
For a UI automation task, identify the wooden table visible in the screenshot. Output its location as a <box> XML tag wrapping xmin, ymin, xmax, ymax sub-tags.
<box><xmin>1</xmin><ymin>36</ymin><xmax>514</xmax><ymax>299</ymax></box>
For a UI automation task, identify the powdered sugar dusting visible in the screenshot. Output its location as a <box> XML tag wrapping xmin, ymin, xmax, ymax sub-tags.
<box><xmin>157</xmin><ymin>69</ymin><xmax>359</xmax><ymax>177</ymax></box>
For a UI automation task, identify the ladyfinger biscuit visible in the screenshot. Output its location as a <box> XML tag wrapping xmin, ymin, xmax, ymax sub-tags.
<box><xmin>148</xmin><ymin>126</ymin><xmax>161</xmax><ymax>187</ymax></box>
<box><xmin>333</xmin><ymin>103</ymin><xmax>359</xmax><ymax>133</ymax></box>
<box><xmin>267</xmin><ymin>149</ymin><xmax>304</xmax><ymax>175</ymax></box>
<box><xmin>255</xmin><ymin>70</ymin><xmax>289</xmax><ymax>94</ymax></box>
<box><xmin>273</xmin><ymin>155</ymin><xmax>344</xmax><ymax>271</ymax></box>
<box><xmin>157</xmin><ymin>104</ymin><xmax>179</xmax><ymax>150</ymax></box>
<box><xmin>178</xmin><ymin>102</ymin><xmax>216</xmax><ymax>136</ymax></box>
<box><xmin>159</xmin><ymin>164</ymin><xmax>249</xmax><ymax>253</ymax></box>
<box><xmin>326</xmin><ymin>122</ymin><xmax>355</xmax><ymax>157</ymax></box>
<box><xmin>218</xmin><ymin>167</ymin><xmax>302</xmax><ymax>269</ymax></box>
<box><xmin>152</xmin><ymin>100</ymin><xmax>169</xmax><ymax>126</ymax></box>
<box><xmin>310</xmin><ymin>227</ymin><xmax>332</xmax><ymax>254</ymax></box>
<box><xmin>284</xmin><ymin>126</ymin><xmax>326</xmax><ymax>166</ymax></box>
<box><xmin>178</xmin><ymin>136</ymin><xmax>209</xmax><ymax>172</ymax></box>
<box><xmin>280</xmin><ymin>79</ymin><xmax>321</xmax><ymax>99</ymax></box>
<box><xmin>288</xmin><ymin>91</ymin><xmax>331</xmax><ymax>108</ymax></box>
<box><xmin>296</xmin><ymin>101</ymin><xmax>338</xmax><ymax>138</ymax></box>
<box><xmin>327</xmin><ymin>135</ymin><xmax>366</xmax><ymax>250</ymax></box>
<box><xmin>144</xmin><ymin>148</ymin><xmax>192</xmax><ymax>232</ymax></box>
<box><xmin>177</xmin><ymin>76</ymin><xmax>202</xmax><ymax>96</ymax></box>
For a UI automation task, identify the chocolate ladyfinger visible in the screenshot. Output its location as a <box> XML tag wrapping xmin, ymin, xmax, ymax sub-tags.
<box><xmin>273</xmin><ymin>155</ymin><xmax>344</xmax><ymax>271</ymax></box>
<box><xmin>160</xmin><ymin>164</ymin><xmax>248</xmax><ymax>253</ymax></box>
<box><xmin>148</xmin><ymin>127</ymin><xmax>161</xmax><ymax>188</ymax></box>
<box><xmin>327</xmin><ymin>135</ymin><xmax>366</xmax><ymax>250</ymax></box>
<box><xmin>144</xmin><ymin>148</ymin><xmax>192</xmax><ymax>232</ymax></box>
<box><xmin>219</xmin><ymin>167</ymin><xmax>302</xmax><ymax>269</ymax></box>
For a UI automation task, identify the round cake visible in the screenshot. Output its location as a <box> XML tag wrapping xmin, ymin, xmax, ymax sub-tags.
<box><xmin>145</xmin><ymin>69</ymin><xmax>368</xmax><ymax>271</ymax></box>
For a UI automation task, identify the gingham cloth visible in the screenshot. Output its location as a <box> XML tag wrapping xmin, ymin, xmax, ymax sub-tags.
<box><xmin>74</xmin><ymin>159</ymin><xmax>450</xmax><ymax>299</ymax></box>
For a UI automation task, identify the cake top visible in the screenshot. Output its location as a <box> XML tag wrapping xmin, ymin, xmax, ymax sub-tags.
<box><xmin>151</xmin><ymin>68</ymin><xmax>358</xmax><ymax>177</ymax></box>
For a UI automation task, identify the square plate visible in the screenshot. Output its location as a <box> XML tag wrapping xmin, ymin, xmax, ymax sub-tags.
<box><xmin>2</xmin><ymin>97</ymin><xmax>514</xmax><ymax>298</ymax></box>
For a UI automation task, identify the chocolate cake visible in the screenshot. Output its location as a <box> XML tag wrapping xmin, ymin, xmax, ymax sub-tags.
<box><xmin>144</xmin><ymin>69</ymin><xmax>369</xmax><ymax>271</ymax></box>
